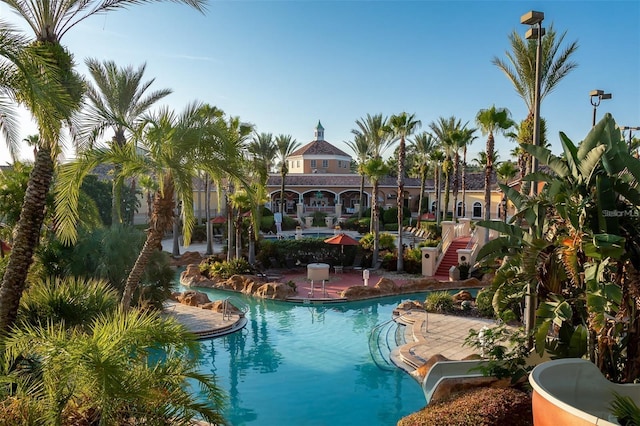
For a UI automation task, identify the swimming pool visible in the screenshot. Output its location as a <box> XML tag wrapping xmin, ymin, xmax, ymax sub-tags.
<box><xmin>190</xmin><ymin>287</ymin><xmax>426</xmax><ymax>425</ymax></box>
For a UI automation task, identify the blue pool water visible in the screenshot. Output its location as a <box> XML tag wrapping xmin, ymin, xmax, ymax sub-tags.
<box><xmin>190</xmin><ymin>288</ymin><xmax>426</xmax><ymax>426</ymax></box>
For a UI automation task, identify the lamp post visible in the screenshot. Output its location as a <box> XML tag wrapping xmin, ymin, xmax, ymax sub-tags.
<box><xmin>521</xmin><ymin>10</ymin><xmax>544</xmax><ymax>346</ymax></box>
<box><xmin>521</xmin><ymin>10</ymin><xmax>544</xmax><ymax>197</ymax></box>
<box><xmin>408</xmin><ymin>195</ymin><xmax>413</xmax><ymax>227</ymax></box>
<box><xmin>590</xmin><ymin>90</ymin><xmax>612</xmax><ymax>127</ymax></box>
<box><xmin>621</xmin><ymin>126</ymin><xmax>640</xmax><ymax>154</ymax></box>
<box><xmin>501</xmin><ymin>196</ymin><xmax>507</xmax><ymax>223</ymax></box>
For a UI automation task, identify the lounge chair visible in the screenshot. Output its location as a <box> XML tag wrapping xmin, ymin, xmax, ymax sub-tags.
<box><xmin>345</xmin><ymin>253</ymin><xmax>364</xmax><ymax>272</ymax></box>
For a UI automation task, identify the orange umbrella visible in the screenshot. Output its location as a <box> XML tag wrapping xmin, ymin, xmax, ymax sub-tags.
<box><xmin>324</xmin><ymin>233</ymin><xmax>360</xmax><ymax>255</ymax></box>
<box><xmin>210</xmin><ymin>216</ymin><xmax>226</xmax><ymax>224</ymax></box>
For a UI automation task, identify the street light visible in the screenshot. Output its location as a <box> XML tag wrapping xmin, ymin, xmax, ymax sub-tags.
<box><xmin>521</xmin><ymin>10</ymin><xmax>544</xmax><ymax>347</ymax></box>
<box><xmin>621</xmin><ymin>126</ymin><xmax>640</xmax><ymax>155</ymax></box>
<box><xmin>521</xmin><ymin>10</ymin><xmax>544</xmax><ymax>197</ymax></box>
<box><xmin>590</xmin><ymin>89</ymin><xmax>612</xmax><ymax>127</ymax></box>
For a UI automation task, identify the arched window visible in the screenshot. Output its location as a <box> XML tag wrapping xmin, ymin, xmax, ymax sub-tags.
<box><xmin>472</xmin><ymin>202</ymin><xmax>482</xmax><ymax>218</ymax></box>
<box><xmin>431</xmin><ymin>201</ymin><xmax>437</xmax><ymax>213</ymax></box>
<box><xmin>457</xmin><ymin>201</ymin><xmax>464</xmax><ymax>217</ymax></box>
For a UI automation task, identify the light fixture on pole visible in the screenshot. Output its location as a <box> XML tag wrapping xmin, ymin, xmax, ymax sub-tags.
<box><xmin>590</xmin><ymin>90</ymin><xmax>612</xmax><ymax>127</ymax></box>
<box><xmin>621</xmin><ymin>126</ymin><xmax>640</xmax><ymax>155</ymax></box>
<box><xmin>408</xmin><ymin>194</ymin><xmax>413</xmax><ymax>227</ymax></box>
<box><xmin>521</xmin><ymin>10</ymin><xmax>545</xmax><ymax>198</ymax></box>
<box><xmin>521</xmin><ymin>10</ymin><xmax>544</xmax><ymax>347</ymax></box>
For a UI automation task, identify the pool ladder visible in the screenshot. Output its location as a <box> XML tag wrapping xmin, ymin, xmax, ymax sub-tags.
<box><xmin>368</xmin><ymin>312</ymin><xmax>411</xmax><ymax>371</ymax></box>
<box><xmin>222</xmin><ymin>296</ymin><xmax>248</xmax><ymax>321</ymax></box>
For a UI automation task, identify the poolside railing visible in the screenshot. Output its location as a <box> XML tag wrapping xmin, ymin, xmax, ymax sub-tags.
<box><xmin>368</xmin><ymin>311</ymin><xmax>414</xmax><ymax>371</ymax></box>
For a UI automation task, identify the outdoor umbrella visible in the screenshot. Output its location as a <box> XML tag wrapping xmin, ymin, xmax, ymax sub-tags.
<box><xmin>324</xmin><ymin>233</ymin><xmax>360</xmax><ymax>265</ymax></box>
<box><xmin>210</xmin><ymin>216</ymin><xmax>226</xmax><ymax>224</ymax></box>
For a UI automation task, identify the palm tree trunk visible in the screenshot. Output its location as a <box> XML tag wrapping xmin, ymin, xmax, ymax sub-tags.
<box><xmin>280</xmin><ymin>171</ymin><xmax>286</xmax><ymax>214</ymax></box>
<box><xmin>461</xmin><ymin>147</ymin><xmax>467</xmax><ymax>218</ymax></box>
<box><xmin>205</xmin><ymin>176</ymin><xmax>213</xmax><ymax>255</ymax></box>
<box><xmin>435</xmin><ymin>165</ymin><xmax>441</xmax><ymax>225</ymax></box>
<box><xmin>397</xmin><ymin>138</ymin><xmax>405</xmax><ymax>272</ymax></box>
<box><xmin>172</xmin><ymin>194</ymin><xmax>181</xmax><ymax>257</ymax></box>
<box><xmin>484</xmin><ymin>134</ymin><xmax>495</xmax><ymax>222</ymax></box>
<box><xmin>0</xmin><ymin>147</ymin><xmax>54</xmax><ymax>332</ymax></box>
<box><xmin>358</xmin><ymin>173</ymin><xmax>365</xmax><ymax>219</ymax></box>
<box><xmin>122</xmin><ymin>179</ymin><xmax>175</xmax><ymax>310</ymax></box>
<box><xmin>417</xmin><ymin>170</ymin><xmax>426</xmax><ymax>228</ymax></box>
<box><xmin>452</xmin><ymin>152</ymin><xmax>460</xmax><ymax>221</ymax></box>
<box><xmin>372</xmin><ymin>180</ymin><xmax>380</xmax><ymax>265</ymax></box>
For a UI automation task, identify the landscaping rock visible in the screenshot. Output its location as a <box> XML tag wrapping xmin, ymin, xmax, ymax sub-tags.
<box><xmin>340</xmin><ymin>285</ymin><xmax>381</xmax><ymax>299</ymax></box>
<box><xmin>254</xmin><ymin>282</ymin><xmax>296</xmax><ymax>299</ymax></box>
<box><xmin>178</xmin><ymin>290</ymin><xmax>211</xmax><ymax>307</ymax></box>
<box><xmin>202</xmin><ymin>300</ymin><xmax>243</xmax><ymax>316</ymax></box>
<box><xmin>375</xmin><ymin>277</ymin><xmax>398</xmax><ymax>293</ymax></box>
<box><xmin>452</xmin><ymin>290</ymin><xmax>473</xmax><ymax>303</ymax></box>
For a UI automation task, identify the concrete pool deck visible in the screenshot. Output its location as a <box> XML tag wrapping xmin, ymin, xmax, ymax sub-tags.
<box><xmin>163</xmin><ymin>237</ymin><xmax>494</xmax><ymax>372</ymax></box>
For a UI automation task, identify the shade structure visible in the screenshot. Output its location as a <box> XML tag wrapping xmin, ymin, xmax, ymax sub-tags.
<box><xmin>210</xmin><ymin>216</ymin><xmax>226</xmax><ymax>224</ymax></box>
<box><xmin>324</xmin><ymin>233</ymin><xmax>360</xmax><ymax>258</ymax></box>
<box><xmin>324</xmin><ymin>233</ymin><xmax>360</xmax><ymax>247</ymax></box>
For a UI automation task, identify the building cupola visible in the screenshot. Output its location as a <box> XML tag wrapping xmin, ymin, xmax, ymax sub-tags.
<box><xmin>314</xmin><ymin>120</ymin><xmax>324</xmax><ymax>141</ymax></box>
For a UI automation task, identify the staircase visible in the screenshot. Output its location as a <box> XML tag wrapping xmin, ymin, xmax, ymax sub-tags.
<box><xmin>435</xmin><ymin>237</ymin><xmax>471</xmax><ymax>277</ymax></box>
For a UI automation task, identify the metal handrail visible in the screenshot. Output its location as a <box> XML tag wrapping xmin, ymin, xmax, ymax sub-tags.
<box><xmin>222</xmin><ymin>296</ymin><xmax>248</xmax><ymax>321</ymax></box>
<box><xmin>368</xmin><ymin>311</ymin><xmax>415</xmax><ymax>370</ymax></box>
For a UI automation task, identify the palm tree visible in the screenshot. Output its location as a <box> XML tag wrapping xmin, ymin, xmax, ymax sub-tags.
<box><xmin>76</xmin><ymin>59</ymin><xmax>172</xmax><ymax>224</ymax></box>
<box><xmin>353</xmin><ymin>113</ymin><xmax>394</xmax><ymax>265</ymax></box>
<box><xmin>476</xmin><ymin>106</ymin><xmax>515</xmax><ymax>226</ymax></box>
<box><xmin>389</xmin><ymin>112</ymin><xmax>421</xmax><ymax>272</ymax></box>
<box><xmin>220</xmin><ymin>117</ymin><xmax>253</xmax><ymax>260</ymax></box>
<box><xmin>362</xmin><ymin>158</ymin><xmax>389</xmax><ymax>265</ymax></box>
<box><xmin>430</xmin><ymin>116</ymin><xmax>462</xmax><ymax>222</ymax></box>
<box><xmin>459</xmin><ymin>131</ymin><xmax>476</xmax><ymax>218</ymax></box>
<box><xmin>345</xmin><ymin>132</ymin><xmax>371</xmax><ymax>219</ymax></box>
<box><xmin>22</xmin><ymin>134</ymin><xmax>40</xmax><ymax>159</ymax></box>
<box><xmin>275</xmin><ymin>134</ymin><xmax>300</xmax><ymax>215</ymax></box>
<box><xmin>429</xmin><ymin>149</ymin><xmax>445</xmax><ymax>225</ymax></box>
<box><xmin>55</xmin><ymin>102</ymin><xmax>245</xmax><ymax>310</ymax></box>
<box><xmin>493</xmin><ymin>25</ymin><xmax>578</xmax><ymax>185</ymax></box>
<box><xmin>493</xmin><ymin>25</ymin><xmax>578</xmax><ymax>119</ymax></box>
<box><xmin>409</xmin><ymin>132</ymin><xmax>436</xmax><ymax>228</ymax></box>
<box><xmin>6</xmin><ymin>278</ymin><xmax>226</xmax><ymax>424</ymax></box>
<box><xmin>449</xmin><ymin>126</ymin><xmax>475</xmax><ymax>221</ymax></box>
<box><xmin>0</xmin><ymin>0</ymin><xmax>206</xmax><ymax>333</ymax></box>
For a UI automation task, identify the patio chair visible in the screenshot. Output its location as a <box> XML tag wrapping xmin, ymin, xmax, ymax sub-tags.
<box><xmin>344</xmin><ymin>253</ymin><xmax>363</xmax><ymax>272</ymax></box>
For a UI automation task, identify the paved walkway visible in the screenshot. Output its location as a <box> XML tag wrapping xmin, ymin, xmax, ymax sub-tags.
<box><xmin>162</xmin><ymin>301</ymin><xmax>247</xmax><ymax>339</ymax></box>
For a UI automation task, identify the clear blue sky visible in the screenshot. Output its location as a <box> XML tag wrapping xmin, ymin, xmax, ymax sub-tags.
<box><xmin>1</xmin><ymin>0</ymin><xmax>639</xmax><ymax>164</ymax></box>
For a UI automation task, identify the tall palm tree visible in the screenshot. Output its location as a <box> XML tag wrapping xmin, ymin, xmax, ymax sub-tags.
<box><xmin>55</xmin><ymin>102</ymin><xmax>244</xmax><ymax>310</ymax></box>
<box><xmin>409</xmin><ymin>132</ymin><xmax>436</xmax><ymax>228</ymax></box>
<box><xmin>76</xmin><ymin>59</ymin><xmax>172</xmax><ymax>224</ymax></box>
<box><xmin>493</xmin><ymin>25</ymin><xmax>577</xmax><ymax>186</ymax></box>
<box><xmin>493</xmin><ymin>25</ymin><xmax>578</xmax><ymax>119</ymax></box>
<box><xmin>430</xmin><ymin>116</ymin><xmax>462</xmax><ymax>222</ymax></box>
<box><xmin>275</xmin><ymin>134</ymin><xmax>300</xmax><ymax>215</ymax></box>
<box><xmin>0</xmin><ymin>0</ymin><xmax>206</xmax><ymax>333</ymax></box>
<box><xmin>389</xmin><ymin>112</ymin><xmax>421</xmax><ymax>272</ymax></box>
<box><xmin>353</xmin><ymin>113</ymin><xmax>394</xmax><ymax>265</ymax></box>
<box><xmin>476</xmin><ymin>106</ymin><xmax>515</xmax><ymax>225</ymax></box>
<box><xmin>345</xmin><ymin>132</ymin><xmax>371</xmax><ymax>219</ymax></box>
<box><xmin>429</xmin><ymin>149</ymin><xmax>445</xmax><ymax>225</ymax></box>
<box><xmin>220</xmin><ymin>116</ymin><xmax>253</xmax><ymax>260</ymax></box>
<box><xmin>449</xmin><ymin>126</ymin><xmax>475</xmax><ymax>221</ymax></box>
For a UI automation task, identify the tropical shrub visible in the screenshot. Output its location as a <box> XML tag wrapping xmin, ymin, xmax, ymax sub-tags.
<box><xmin>358</xmin><ymin>232</ymin><xmax>396</xmax><ymax>251</ymax></box>
<box><xmin>424</xmin><ymin>291</ymin><xmax>455</xmax><ymax>313</ymax></box>
<box><xmin>475</xmin><ymin>114</ymin><xmax>640</xmax><ymax>382</ymax></box>
<box><xmin>18</xmin><ymin>276</ymin><xmax>119</xmax><ymax>330</ymax></box>
<box><xmin>458</xmin><ymin>262</ymin><xmax>471</xmax><ymax>280</ymax></box>
<box><xmin>1</xmin><ymin>309</ymin><xmax>227</xmax><ymax>425</ymax></box>
<box><xmin>312</xmin><ymin>211</ymin><xmax>327</xmax><ymax>226</ymax></box>
<box><xmin>206</xmin><ymin>258</ymin><xmax>255</xmax><ymax>279</ymax></box>
<box><xmin>382</xmin><ymin>206</ymin><xmax>410</xmax><ymax>224</ymax></box>
<box><xmin>464</xmin><ymin>324</ymin><xmax>532</xmax><ymax>384</ymax></box>
<box><xmin>476</xmin><ymin>288</ymin><xmax>496</xmax><ymax>318</ymax></box>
